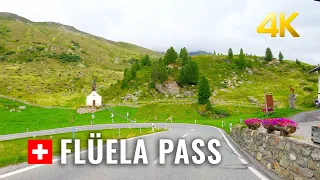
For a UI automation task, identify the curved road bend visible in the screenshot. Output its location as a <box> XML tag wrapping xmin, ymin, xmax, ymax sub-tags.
<box><xmin>0</xmin><ymin>123</ymin><xmax>272</xmax><ymax>180</ymax></box>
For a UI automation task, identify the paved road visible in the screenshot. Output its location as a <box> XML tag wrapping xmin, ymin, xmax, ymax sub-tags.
<box><xmin>0</xmin><ymin>123</ymin><xmax>271</xmax><ymax>180</ymax></box>
<box><xmin>289</xmin><ymin>110</ymin><xmax>320</xmax><ymax>140</ymax></box>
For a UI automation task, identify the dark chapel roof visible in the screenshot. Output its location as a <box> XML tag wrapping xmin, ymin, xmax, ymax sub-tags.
<box><xmin>310</xmin><ymin>66</ymin><xmax>320</xmax><ymax>74</ymax></box>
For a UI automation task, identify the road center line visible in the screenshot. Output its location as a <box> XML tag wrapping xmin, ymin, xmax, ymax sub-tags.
<box><xmin>182</xmin><ymin>133</ymin><xmax>188</xmax><ymax>138</ymax></box>
<box><xmin>191</xmin><ymin>129</ymin><xmax>194</xmax><ymax>132</ymax></box>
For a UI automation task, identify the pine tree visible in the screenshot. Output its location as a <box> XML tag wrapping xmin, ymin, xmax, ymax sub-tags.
<box><xmin>198</xmin><ymin>76</ymin><xmax>211</xmax><ymax>104</ymax></box>
<box><xmin>151</xmin><ymin>58</ymin><xmax>168</xmax><ymax>83</ymax></box>
<box><xmin>163</xmin><ymin>47</ymin><xmax>178</xmax><ymax>65</ymax></box>
<box><xmin>228</xmin><ymin>48</ymin><xmax>233</xmax><ymax>60</ymax></box>
<box><xmin>213</xmin><ymin>51</ymin><xmax>216</xmax><ymax>56</ymax></box>
<box><xmin>236</xmin><ymin>48</ymin><xmax>246</xmax><ymax>70</ymax></box>
<box><xmin>279</xmin><ymin>51</ymin><xmax>284</xmax><ymax>62</ymax></box>
<box><xmin>180</xmin><ymin>47</ymin><xmax>189</xmax><ymax>65</ymax></box>
<box><xmin>265</xmin><ymin>47</ymin><xmax>273</xmax><ymax>61</ymax></box>
<box><xmin>179</xmin><ymin>60</ymin><xmax>199</xmax><ymax>85</ymax></box>
<box><xmin>131</xmin><ymin>64</ymin><xmax>136</xmax><ymax>78</ymax></box>
<box><xmin>121</xmin><ymin>68</ymin><xmax>132</xmax><ymax>89</ymax></box>
<box><xmin>141</xmin><ymin>55</ymin><xmax>151</xmax><ymax>66</ymax></box>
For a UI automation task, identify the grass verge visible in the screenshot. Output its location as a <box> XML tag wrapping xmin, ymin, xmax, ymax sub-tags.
<box><xmin>0</xmin><ymin>128</ymin><xmax>164</xmax><ymax>168</ymax></box>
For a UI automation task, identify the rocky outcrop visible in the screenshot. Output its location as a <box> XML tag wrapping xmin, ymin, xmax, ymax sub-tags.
<box><xmin>155</xmin><ymin>81</ymin><xmax>180</xmax><ymax>95</ymax></box>
<box><xmin>231</xmin><ymin>125</ymin><xmax>320</xmax><ymax>180</ymax></box>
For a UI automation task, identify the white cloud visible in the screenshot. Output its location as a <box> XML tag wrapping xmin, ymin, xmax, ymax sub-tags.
<box><xmin>0</xmin><ymin>0</ymin><xmax>319</xmax><ymax>64</ymax></box>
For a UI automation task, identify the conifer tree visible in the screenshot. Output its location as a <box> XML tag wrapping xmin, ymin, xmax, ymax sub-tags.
<box><xmin>198</xmin><ymin>76</ymin><xmax>211</xmax><ymax>105</ymax></box>
<box><xmin>141</xmin><ymin>54</ymin><xmax>151</xmax><ymax>66</ymax></box>
<box><xmin>236</xmin><ymin>48</ymin><xmax>246</xmax><ymax>70</ymax></box>
<box><xmin>279</xmin><ymin>51</ymin><xmax>284</xmax><ymax>62</ymax></box>
<box><xmin>265</xmin><ymin>47</ymin><xmax>273</xmax><ymax>61</ymax></box>
<box><xmin>151</xmin><ymin>58</ymin><xmax>168</xmax><ymax>83</ymax></box>
<box><xmin>121</xmin><ymin>68</ymin><xmax>132</xmax><ymax>89</ymax></box>
<box><xmin>180</xmin><ymin>47</ymin><xmax>189</xmax><ymax>65</ymax></box>
<box><xmin>213</xmin><ymin>51</ymin><xmax>216</xmax><ymax>56</ymax></box>
<box><xmin>163</xmin><ymin>47</ymin><xmax>178</xmax><ymax>65</ymax></box>
<box><xmin>228</xmin><ymin>48</ymin><xmax>233</xmax><ymax>59</ymax></box>
<box><xmin>179</xmin><ymin>60</ymin><xmax>199</xmax><ymax>85</ymax></box>
<box><xmin>131</xmin><ymin>64</ymin><xmax>136</xmax><ymax>78</ymax></box>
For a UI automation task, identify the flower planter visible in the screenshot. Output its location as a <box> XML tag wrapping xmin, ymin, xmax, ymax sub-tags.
<box><xmin>248</xmin><ymin>124</ymin><xmax>261</xmax><ymax>130</ymax></box>
<box><xmin>245</xmin><ymin>118</ymin><xmax>262</xmax><ymax>130</ymax></box>
<box><xmin>263</xmin><ymin>125</ymin><xmax>297</xmax><ymax>136</ymax></box>
<box><xmin>262</xmin><ymin>118</ymin><xmax>298</xmax><ymax>137</ymax></box>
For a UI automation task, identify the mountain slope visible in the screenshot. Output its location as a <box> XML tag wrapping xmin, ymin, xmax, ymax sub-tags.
<box><xmin>102</xmin><ymin>54</ymin><xmax>318</xmax><ymax>114</ymax></box>
<box><xmin>0</xmin><ymin>12</ymin><xmax>160</xmax><ymax>107</ymax></box>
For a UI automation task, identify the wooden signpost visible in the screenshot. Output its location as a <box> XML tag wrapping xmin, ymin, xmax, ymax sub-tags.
<box><xmin>264</xmin><ymin>93</ymin><xmax>274</xmax><ymax>115</ymax></box>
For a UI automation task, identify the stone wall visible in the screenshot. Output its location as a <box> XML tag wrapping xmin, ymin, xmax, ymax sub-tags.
<box><xmin>231</xmin><ymin>125</ymin><xmax>320</xmax><ymax>180</ymax></box>
<box><xmin>76</xmin><ymin>106</ymin><xmax>102</xmax><ymax>114</ymax></box>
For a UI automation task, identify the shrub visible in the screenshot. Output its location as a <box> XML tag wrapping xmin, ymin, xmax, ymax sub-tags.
<box><xmin>211</xmin><ymin>107</ymin><xmax>230</xmax><ymax>117</ymax></box>
<box><xmin>58</xmin><ymin>53</ymin><xmax>80</xmax><ymax>62</ymax></box>
<box><xmin>303</xmin><ymin>86</ymin><xmax>313</xmax><ymax>92</ymax></box>
<box><xmin>4</xmin><ymin>51</ymin><xmax>15</xmax><ymax>55</ymax></box>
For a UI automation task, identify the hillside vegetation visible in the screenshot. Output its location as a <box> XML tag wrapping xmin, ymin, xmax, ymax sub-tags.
<box><xmin>0</xmin><ymin>13</ymin><xmax>159</xmax><ymax>107</ymax></box>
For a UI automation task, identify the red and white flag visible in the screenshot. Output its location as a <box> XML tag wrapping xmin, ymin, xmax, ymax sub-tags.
<box><xmin>28</xmin><ymin>140</ymin><xmax>52</xmax><ymax>164</ymax></box>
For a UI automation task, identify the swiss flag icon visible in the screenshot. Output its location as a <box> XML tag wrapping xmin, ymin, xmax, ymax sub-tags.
<box><xmin>28</xmin><ymin>140</ymin><xmax>52</xmax><ymax>164</ymax></box>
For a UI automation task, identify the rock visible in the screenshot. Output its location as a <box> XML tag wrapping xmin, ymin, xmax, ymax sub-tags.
<box><xmin>267</xmin><ymin>163</ymin><xmax>272</xmax><ymax>170</ymax></box>
<box><xmin>164</xmin><ymin>81</ymin><xmax>180</xmax><ymax>95</ymax></box>
<box><xmin>311</xmin><ymin>149</ymin><xmax>320</xmax><ymax>161</ymax></box>
<box><xmin>299</xmin><ymin>168</ymin><xmax>314</xmax><ymax>178</ymax></box>
<box><xmin>184</xmin><ymin>91</ymin><xmax>193</xmax><ymax>97</ymax></box>
<box><xmin>248</xmin><ymin>96</ymin><xmax>259</xmax><ymax>104</ymax></box>
<box><xmin>257</xmin><ymin>152</ymin><xmax>262</xmax><ymax>161</ymax></box>
<box><xmin>18</xmin><ymin>106</ymin><xmax>26</xmax><ymax>110</ymax></box>
<box><xmin>155</xmin><ymin>84</ymin><xmax>167</xmax><ymax>94</ymax></box>
<box><xmin>77</xmin><ymin>63</ymin><xmax>86</xmax><ymax>68</ymax></box>
<box><xmin>307</xmin><ymin>159</ymin><xmax>317</xmax><ymax>170</ymax></box>
<box><xmin>296</xmin><ymin>157</ymin><xmax>307</xmax><ymax>168</ymax></box>
<box><xmin>124</xmin><ymin>94</ymin><xmax>133</xmax><ymax>102</ymax></box>
<box><xmin>245</xmin><ymin>67</ymin><xmax>254</xmax><ymax>75</ymax></box>
<box><xmin>280</xmin><ymin>155</ymin><xmax>290</xmax><ymax>168</ymax></box>
<box><xmin>290</xmin><ymin>154</ymin><xmax>297</xmax><ymax>161</ymax></box>
<box><xmin>302</xmin><ymin>147</ymin><xmax>312</xmax><ymax>156</ymax></box>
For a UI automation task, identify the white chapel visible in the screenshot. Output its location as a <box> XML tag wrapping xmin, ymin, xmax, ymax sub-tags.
<box><xmin>86</xmin><ymin>80</ymin><xmax>102</xmax><ymax>107</ymax></box>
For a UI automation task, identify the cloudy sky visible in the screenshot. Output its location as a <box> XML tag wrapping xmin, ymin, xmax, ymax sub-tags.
<box><xmin>0</xmin><ymin>0</ymin><xmax>319</xmax><ymax>64</ymax></box>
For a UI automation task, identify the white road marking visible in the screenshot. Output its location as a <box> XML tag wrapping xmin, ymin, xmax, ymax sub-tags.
<box><xmin>191</xmin><ymin>129</ymin><xmax>194</xmax><ymax>132</ymax></box>
<box><xmin>212</xmin><ymin>127</ymin><xmax>269</xmax><ymax>180</ymax></box>
<box><xmin>152</xmin><ymin>158</ymin><xmax>159</xmax><ymax>166</ymax></box>
<box><xmin>248</xmin><ymin>167</ymin><xmax>269</xmax><ymax>180</ymax></box>
<box><xmin>182</xmin><ymin>133</ymin><xmax>188</xmax><ymax>138</ymax></box>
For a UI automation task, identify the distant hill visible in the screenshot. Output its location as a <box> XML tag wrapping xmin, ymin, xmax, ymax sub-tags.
<box><xmin>189</xmin><ymin>51</ymin><xmax>212</xmax><ymax>56</ymax></box>
<box><xmin>0</xmin><ymin>12</ymin><xmax>160</xmax><ymax>107</ymax></box>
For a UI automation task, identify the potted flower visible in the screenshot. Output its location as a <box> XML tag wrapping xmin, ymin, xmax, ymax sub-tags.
<box><xmin>262</xmin><ymin>118</ymin><xmax>298</xmax><ymax>136</ymax></box>
<box><xmin>244</xmin><ymin>118</ymin><xmax>262</xmax><ymax>130</ymax></box>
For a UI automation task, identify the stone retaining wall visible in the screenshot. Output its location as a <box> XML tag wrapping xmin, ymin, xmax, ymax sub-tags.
<box><xmin>76</xmin><ymin>106</ymin><xmax>102</xmax><ymax>114</ymax></box>
<box><xmin>231</xmin><ymin>125</ymin><xmax>320</xmax><ymax>180</ymax></box>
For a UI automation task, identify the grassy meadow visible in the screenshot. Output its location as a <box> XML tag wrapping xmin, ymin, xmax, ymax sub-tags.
<box><xmin>0</xmin><ymin>127</ymin><xmax>164</xmax><ymax>167</ymax></box>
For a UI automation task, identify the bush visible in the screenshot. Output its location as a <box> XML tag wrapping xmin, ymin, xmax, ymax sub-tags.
<box><xmin>36</xmin><ymin>46</ymin><xmax>45</xmax><ymax>51</ymax></box>
<box><xmin>211</xmin><ymin>107</ymin><xmax>230</xmax><ymax>117</ymax></box>
<box><xmin>303</xmin><ymin>86</ymin><xmax>313</xmax><ymax>92</ymax></box>
<box><xmin>4</xmin><ymin>51</ymin><xmax>15</xmax><ymax>55</ymax></box>
<box><xmin>58</xmin><ymin>53</ymin><xmax>80</xmax><ymax>62</ymax></box>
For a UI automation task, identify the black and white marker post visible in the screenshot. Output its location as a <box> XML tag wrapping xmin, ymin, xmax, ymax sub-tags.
<box><xmin>111</xmin><ymin>113</ymin><xmax>114</xmax><ymax>123</ymax></box>
<box><xmin>91</xmin><ymin>114</ymin><xmax>95</xmax><ymax>125</ymax></box>
<box><xmin>126</xmin><ymin>112</ymin><xmax>129</xmax><ymax>122</ymax></box>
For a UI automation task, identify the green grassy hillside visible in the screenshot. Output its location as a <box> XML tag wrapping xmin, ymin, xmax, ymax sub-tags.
<box><xmin>102</xmin><ymin>54</ymin><xmax>318</xmax><ymax>111</ymax></box>
<box><xmin>0</xmin><ymin>12</ymin><xmax>159</xmax><ymax>107</ymax></box>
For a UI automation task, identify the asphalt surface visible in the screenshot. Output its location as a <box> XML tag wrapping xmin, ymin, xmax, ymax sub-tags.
<box><xmin>0</xmin><ymin>123</ymin><xmax>271</xmax><ymax>180</ymax></box>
